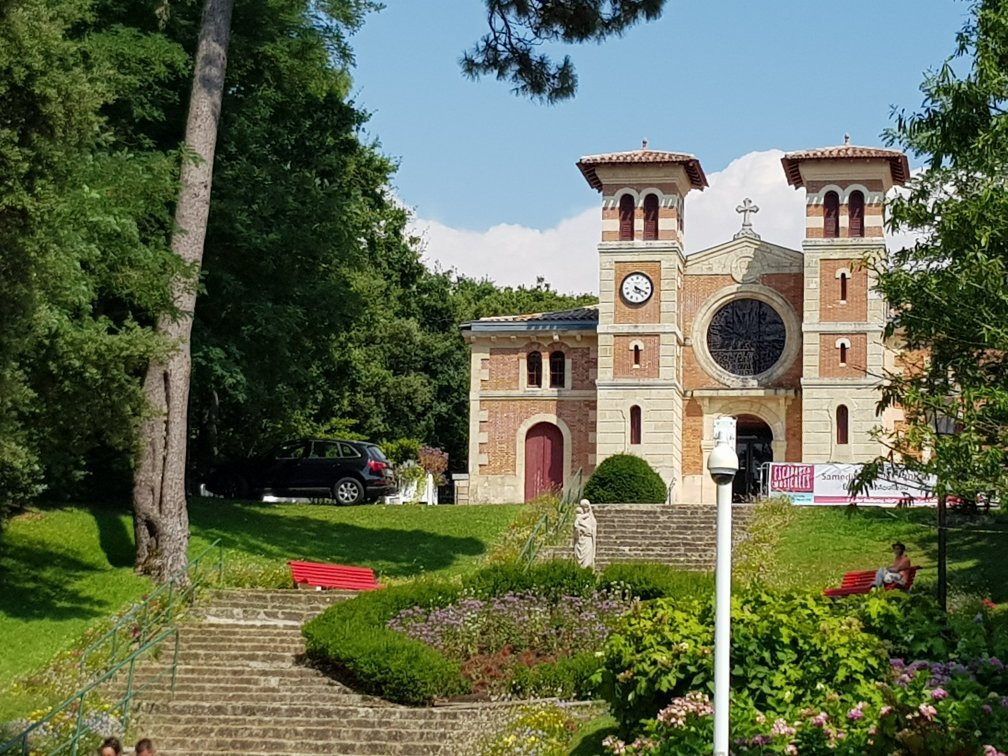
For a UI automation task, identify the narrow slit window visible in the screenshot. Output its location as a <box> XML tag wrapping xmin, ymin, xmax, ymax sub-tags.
<box><xmin>633</xmin><ymin>344</ymin><xmax>641</xmax><ymax>367</ymax></box>
<box><xmin>836</xmin><ymin>405</ymin><xmax>849</xmax><ymax>445</ymax></box>
<box><xmin>839</xmin><ymin>272</ymin><xmax>848</xmax><ymax>301</ymax></box>
<box><xmin>549</xmin><ymin>351</ymin><xmax>565</xmax><ymax>388</ymax></box>
<box><xmin>824</xmin><ymin>191</ymin><xmax>840</xmax><ymax>238</ymax></box>
<box><xmin>618</xmin><ymin>195</ymin><xmax>635</xmax><ymax>241</ymax></box>
<box><xmin>630</xmin><ymin>405</ymin><xmax>642</xmax><ymax>445</ymax></box>
<box><xmin>643</xmin><ymin>194</ymin><xmax>659</xmax><ymax>240</ymax></box>
<box><xmin>527</xmin><ymin>351</ymin><xmax>542</xmax><ymax>388</ymax></box>
<box><xmin>839</xmin><ymin>342</ymin><xmax>848</xmax><ymax>365</ymax></box>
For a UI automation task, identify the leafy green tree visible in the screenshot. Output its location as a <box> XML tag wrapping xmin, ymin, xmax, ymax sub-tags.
<box><xmin>859</xmin><ymin>0</ymin><xmax>1008</xmax><ymax>505</ymax></box>
<box><xmin>463</xmin><ymin>0</ymin><xmax>666</xmax><ymax>102</ymax></box>
<box><xmin>856</xmin><ymin>0</ymin><xmax>1008</xmax><ymax>607</ymax></box>
<box><xmin>0</xmin><ymin>0</ymin><xmax>180</xmax><ymax>519</ymax></box>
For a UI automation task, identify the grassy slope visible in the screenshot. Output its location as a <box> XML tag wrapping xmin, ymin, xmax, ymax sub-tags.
<box><xmin>0</xmin><ymin>499</ymin><xmax>519</xmax><ymax>721</ymax></box>
<box><xmin>760</xmin><ymin>505</ymin><xmax>1008</xmax><ymax>603</ymax></box>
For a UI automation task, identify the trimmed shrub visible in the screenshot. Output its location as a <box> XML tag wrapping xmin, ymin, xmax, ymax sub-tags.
<box><xmin>600</xmin><ymin>562</ymin><xmax>713</xmax><ymax>601</ymax></box>
<box><xmin>583</xmin><ymin>454</ymin><xmax>667</xmax><ymax>504</ymax></box>
<box><xmin>509</xmin><ymin>651</ymin><xmax>602</xmax><ymax>699</ymax></box>
<box><xmin>466</xmin><ymin>560</ymin><xmax>598</xmax><ymax>601</ymax></box>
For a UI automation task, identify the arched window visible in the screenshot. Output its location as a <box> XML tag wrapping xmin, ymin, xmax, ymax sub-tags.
<box><xmin>836</xmin><ymin>405</ymin><xmax>849</xmax><ymax>445</ymax></box>
<box><xmin>848</xmin><ymin>191</ymin><xmax>865</xmax><ymax>237</ymax></box>
<box><xmin>526</xmin><ymin>351</ymin><xmax>542</xmax><ymax>388</ymax></box>
<box><xmin>630</xmin><ymin>405</ymin><xmax>642</xmax><ymax>445</ymax></box>
<box><xmin>823</xmin><ymin>191</ymin><xmax>840</xmax><ymax>238</ymax></box>
<box><xmin>839</xmin><ymin>271</ymin><xmax>848</xmax><ymax>302</ymax></box>
<box><xmin>643</xmin><ymin>194</ymin><xmax>659</xmax><ymax>240</ymax></box>
<box><xmin>633</xmin><ymin>344</ymin><xmax>641</xmax><ymax>367</ymax></box>
<box><xmin>839</xmin><ymin>342</ymin><xmax>848</xmax><ymax>365</ymax></box>
<box><xmin>549</xmin><ymin>350</ymin><xmax>565</xmax><ymax>388</ymax></box>
<box><xmin>618</xmin><ymin>194</ymin><xmax>635</xmax><ymax>241</ymax></box>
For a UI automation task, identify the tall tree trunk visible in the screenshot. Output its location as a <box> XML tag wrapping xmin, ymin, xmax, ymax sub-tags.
<box><xmin>133</xmin><ymin>0</ymin><xmax>233</xmax><ymax>583</ymax></box>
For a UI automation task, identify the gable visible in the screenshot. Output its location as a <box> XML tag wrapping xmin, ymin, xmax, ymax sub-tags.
<box><xmin>685</xmin><ymin>237</ymin><xmax>802</xmax><ymax>282</ymax></box>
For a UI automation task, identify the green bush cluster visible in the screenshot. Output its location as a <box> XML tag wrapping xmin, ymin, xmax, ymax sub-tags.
<box><xmin>595</xmin><ymin>588</ymin><xmax>1008</xmax><ymax>754</ymax></box>
<box><xmin>302</xmin><ymin>560</ymin><xmax>703</xmax><ymax>705</ymax></box>
<box><xmin>583</xmin><ymin>454</ymin><xmax>667</xmax><ymax>504</ymax></box>
<box><xmin>599</xmin><ymin>562</ymin><xmax>713</xmax><ymax>601</ymax></box>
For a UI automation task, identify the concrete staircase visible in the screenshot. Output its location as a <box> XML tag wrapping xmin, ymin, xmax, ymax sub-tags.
<box><xmin>542</xmin><ymin>503</ymin><xmax>755</xmax><ymax>569</ymax></box>
<box><xmin>128</xmin><ymin>589</ymin><xmax>574</xmax><ymax>755</ymax></box>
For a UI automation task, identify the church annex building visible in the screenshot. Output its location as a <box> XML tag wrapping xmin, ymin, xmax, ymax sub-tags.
<box><xmin>460</xmin><ymin>141</ymin><xmax>910</xmax><ymax>505</ymax></box>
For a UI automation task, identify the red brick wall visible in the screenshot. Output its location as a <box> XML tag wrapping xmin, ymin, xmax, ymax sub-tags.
<box><xmin>612</xmin><ymin>335</ymin><xmax>659</xmax><ymax>379</ymax></box>
<box><xmin>481</xmin><ymin>342</ymin><xmax>595</xmax><ymax>391</ymax></box>
<box><xmin>819</xmin><ymin>259</ymin><xmax>868</xmax><ymax>322</ymax></box>
<box><xmin>682</xmin><ymin>399</ymin><xmax>704</xmax><ymax>475</ymax></box>
<box><xmin>478</xmin><ymin>399</ymin><xmax>596</xmax><ymax>476</ymax></box>
<box><xmin>818</xmin><ymin>333</ymin><xmax>868</xmax><ymax>378</ymax></box>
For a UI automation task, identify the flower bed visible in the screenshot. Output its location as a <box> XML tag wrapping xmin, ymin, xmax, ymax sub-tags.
<box><xmin>302</xmin><ymin>561</ymin><xmax>710</xmax><ymax>705</ymax></box>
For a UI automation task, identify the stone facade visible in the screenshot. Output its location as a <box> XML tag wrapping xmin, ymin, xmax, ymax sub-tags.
<box><xmin>461</xmin><ymin>141</ymin><xmax>910</xmax><ymax>504</ymax></box>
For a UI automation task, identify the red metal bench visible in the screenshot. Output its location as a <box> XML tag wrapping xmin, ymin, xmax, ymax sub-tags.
<box><xmin>288</xmin><ymin>560</ymin><xmax>382</xmax><ymax>591</ymax></box>
<box><xmin>823</xmin><ymin>565</ymin><xmax>919</xmax><ymax>597</ymax></box>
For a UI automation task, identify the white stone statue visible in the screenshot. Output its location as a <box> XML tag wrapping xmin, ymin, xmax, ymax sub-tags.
<box><xmin>573</xmin><ymin>498</ymin><xmax>597</xmax><ymax>570</ymax></box>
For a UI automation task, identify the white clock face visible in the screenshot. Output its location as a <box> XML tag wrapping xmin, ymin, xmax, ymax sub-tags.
<box><xmin>621</xmin><ymin>272</ymin><xmax>653</xmax><ymax>304</ymax></box>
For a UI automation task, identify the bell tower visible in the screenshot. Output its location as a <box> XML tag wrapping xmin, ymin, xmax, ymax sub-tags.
<box><xmin>577</xmin><ymin>143</ymin><xmax>707</xmax><ymax>497</ymax></box>
<box><xmin>782</xmin><ymin>139</ymin><xmax>908</xmax><ymax>463</ymax></box>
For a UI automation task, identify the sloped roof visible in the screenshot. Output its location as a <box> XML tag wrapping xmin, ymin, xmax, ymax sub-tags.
<box><xmin>462</xmin><ymin>305</ymin><xmax>599</xmax><ymax>332</ymax></box>
<box><xmin>781</xmin><ymin>144</ymin><xmax>910</xmax><ymax>187</ymax></box>
<box><xmin>577</xmin><ymin>148</ymin><xmax>708</xmax><ymax>192</ymax></box>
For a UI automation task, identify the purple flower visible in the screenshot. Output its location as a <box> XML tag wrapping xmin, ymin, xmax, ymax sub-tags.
<box><xmin>847</xmin><ymin>706</ymin><xmax>864</xmax><ymax>721</ymax></box>
<box><xmin>889</xmin><ymin>658</ymin><xmax>905</xmax><ymax>669</ymax></box>
<box><xmin>982</xmin><ymin>704</ymin><xmax>993</xmax><ymax>715</ymax></box>
<box><xmin>931</xmin><ymin>687</ymin><xmax>948</xmax><ymax>701</ymax></box>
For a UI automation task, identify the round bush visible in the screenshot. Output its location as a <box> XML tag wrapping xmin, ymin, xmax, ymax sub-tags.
<box><xmin>583</xmin><ymin>454</ymin><xmax>667</xmax><ymax>503</ymax></box>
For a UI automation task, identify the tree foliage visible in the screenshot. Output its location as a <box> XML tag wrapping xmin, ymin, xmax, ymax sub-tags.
<box><xmin>0</xmin><ymin>0</ymin><xmax>181</xmax><ymax>515</ymax></box>
<box><xmin>857</xmin><ymin>0</ymin><xmax>1008</xmax><ymax>505</ymax></box>
<box><xmin>462</xmin><ymin>0</ymin><xmax>665</xmax><ymax>102</ymax></box>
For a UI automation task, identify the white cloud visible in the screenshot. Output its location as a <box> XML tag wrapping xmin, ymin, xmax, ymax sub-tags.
<box><xmin>411</xmin><ymin>149</ymin><xmax>918</xmax><ymax>295</ymax></box>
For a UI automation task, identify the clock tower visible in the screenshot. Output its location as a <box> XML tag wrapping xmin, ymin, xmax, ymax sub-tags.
<box><xmin>577</xmin><ymin>143</ymin><xmax>707</xmax><ymax>499</ymax></box>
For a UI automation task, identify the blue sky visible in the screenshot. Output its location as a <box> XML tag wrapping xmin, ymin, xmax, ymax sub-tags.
<box><xmin>349</xmin><ymin>2</ymin><xmax>969</xmax><ymax>293</ymax></box>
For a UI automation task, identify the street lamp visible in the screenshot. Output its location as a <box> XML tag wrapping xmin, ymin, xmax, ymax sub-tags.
<box><xmin>707</xmin><ymin>416</ymin><xmax>739</xmax><ymax>756</ymax></box>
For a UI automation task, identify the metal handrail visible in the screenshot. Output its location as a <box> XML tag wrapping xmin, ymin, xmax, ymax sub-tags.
<box><xmin>0</xmin><ymin>627</ymin><xmax>180</xmax><ymax>755</ymax></box>
<box><xmin>77</xmin><ymin>539</ymin><xmax>223</xmax><ymax>682</ymax></box>
<box><xmin>1</xmin><ymin>539</ymin><xmax>223</xmax><ymax>755</ymax></box>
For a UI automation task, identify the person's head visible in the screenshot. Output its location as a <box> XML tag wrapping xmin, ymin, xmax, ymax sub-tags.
<box><xmin>891</xmin><ymin>542</ymin><xmax>906</xmax><ymax>556</ymax></box>
<box><xmin>98</xmin><ymin>736</ymin><xmax>122</xmax><ymax>756</ymax></box>
<box><xmin>134</xmin><ymin>738</ymin><xmax>155</xmax><ymax>755</ymax></box>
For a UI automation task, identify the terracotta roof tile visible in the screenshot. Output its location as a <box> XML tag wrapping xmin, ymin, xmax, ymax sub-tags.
<box><xmin>781</xmin><ymin>144</ymin><xmax>909</xmax><ymax>187</ymax></box>
<box><xmin>479</xmin><ymin>305</ymin><xmax>599</xmax><ymax>323</ymax></box>
<box><xmin>577</xmin><ymin>149</ymin><xmax>708</xmax><ymax>191</ymax></box>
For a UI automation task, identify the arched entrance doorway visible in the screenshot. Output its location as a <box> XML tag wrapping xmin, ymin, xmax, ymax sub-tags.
<box><xmin>524</xmin><ymin>422</ymin><xmax>564</xmax><ymax>501</ymax></box>
<box><xmin>734</xmin><ymin>414</ymin><xmax>773</xmax><ymax>501</ymax></box>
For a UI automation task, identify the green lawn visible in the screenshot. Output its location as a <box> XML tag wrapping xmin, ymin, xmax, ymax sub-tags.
<box><xmin>756</xmin><ymin>504</ymin><xmax>1008</xmax><ymax>603</ymax></box>
<box><xmin>0</xmin><ymin>498</ymin><xmax>520</xmax><ymax>721</ymax></box>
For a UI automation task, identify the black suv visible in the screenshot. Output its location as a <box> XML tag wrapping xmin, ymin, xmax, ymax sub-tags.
<box><xmin>205</xmin><ymin>439</ymin><xmax>396</xmax><ymax>504</ymax></box>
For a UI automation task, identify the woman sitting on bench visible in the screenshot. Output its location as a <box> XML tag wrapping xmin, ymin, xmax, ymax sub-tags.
<box><xmin>873</xmin><ymin>542</ymin><xmax>911</xmax><ymax>588</ymax></box>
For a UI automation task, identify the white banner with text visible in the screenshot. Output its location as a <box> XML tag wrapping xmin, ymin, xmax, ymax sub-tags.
<box><xmin>766</xmin><ymin>462</ymin><xmax>936</xmax><ymax>506</ymax></box>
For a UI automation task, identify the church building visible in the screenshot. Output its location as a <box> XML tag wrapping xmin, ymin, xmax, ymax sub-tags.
<box><xmin>460</xmin><ymin>141</ymin><xmax>910</xmax><ymax>505</ymax></box>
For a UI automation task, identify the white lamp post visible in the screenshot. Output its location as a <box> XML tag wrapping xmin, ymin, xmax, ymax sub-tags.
<box><xmin>707</xmin><ymin>416</ymin><xmax>739</xmax><ymax>756</ymax></box>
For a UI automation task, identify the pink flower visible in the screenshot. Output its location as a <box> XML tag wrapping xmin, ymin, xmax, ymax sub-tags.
<box><xmin>931</xmin><ymin>687</ymin><xmax>948</xmax><ymax>701</ymax></box>
<box><xmin>785</xmin><ymin>745</ymin><xmax>798</xmax><ymax>755</ymax></box>
<box><xmin>847</xmin><ymin>707</ymin><xmax>864</xmax><ymax>721</ymax></box>
<box><xmin>918</xmin><ymin>703</ymin><xmax>938</xmax><ymax>721</ymax></box>
<box><xmin>880</xmin><ymin>705</ymin><xmax>893</xmax><ymax>716</ymax></box>
<box><xmin>811</xmin><ymin>712</ymin><xmax>829</xmax><ymax>727</ymax></box>
<box><xmin>983</xmin><ymin>746</ymin><xmax>1006</xmax><ymax>756</ymax></box>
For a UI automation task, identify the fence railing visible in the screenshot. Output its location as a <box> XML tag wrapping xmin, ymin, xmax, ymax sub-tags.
<box><xmin>519</xmin><ymin>468</ymin><xmax>584</xmax><ymax>569</ymax></box>
<box><xmin>1</xmin><ymin>539</ymin><xmax>223</xmax><ymax>755</ymax></box>
<box><xmin>76</xmin><ymin>539</ymin><xmax>223</xmax><ymax>685</ymax></box>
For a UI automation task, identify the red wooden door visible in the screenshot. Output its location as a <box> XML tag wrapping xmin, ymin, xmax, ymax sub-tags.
<box><xmin>524</xmin><ymin>422</ymin><xmax>563</xmax><ymax>501</ymax></box>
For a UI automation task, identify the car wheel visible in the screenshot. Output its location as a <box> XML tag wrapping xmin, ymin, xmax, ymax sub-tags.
<box><xmin>221</xmin><ymin>474</ymin><xmax>249</xmax><ymax>500</ymax></box>
<box><xmin>333</xmin><ymin>477</ymin><xmax>364</xmax><ymax>505</ymax></box>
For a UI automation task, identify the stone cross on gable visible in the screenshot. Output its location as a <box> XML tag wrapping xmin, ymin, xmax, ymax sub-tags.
<box><xmin>734</xmin><ymin>197</ymin><xmax>760</xmax><ymax>239</ymax></box>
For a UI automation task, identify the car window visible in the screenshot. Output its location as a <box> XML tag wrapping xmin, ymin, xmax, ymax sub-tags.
<box><xmin>275</xmin><ymin>442</ymin><xmax>307</xmax><ymax>459</ymax></box>
<box><xmin>366</xmin><ymin>445</ymin><xmax>389</xmax><ymax>461</ymax></box>
<box><xmin>311</xmin><ymin>442</ymin><xmax>342</xmax><ymax>459</ymax></box>
<box><xmin>339</xmin><ymin>443</ymin><xmax>361</xmax><ymax>458</ymax></box>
